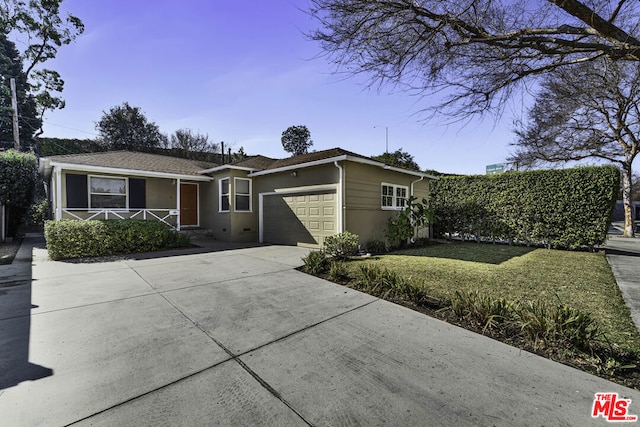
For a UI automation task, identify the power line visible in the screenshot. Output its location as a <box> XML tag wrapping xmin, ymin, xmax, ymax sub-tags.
<box><xmin>0</xmin><ymin>112</ymin><xmax>100</xmax><ymax>137</ymax></box>
<box><xmin>41</xmin><ymin>120</ymin><xmax>100</xmax><ymax>137</ymax></box>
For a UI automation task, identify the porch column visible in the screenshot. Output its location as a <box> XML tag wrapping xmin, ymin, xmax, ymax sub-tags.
<box><xmin>55</xmin><ymin>168</ymin><xmax>62</xmax><ymax>220</ymax></box>
<box><xmin>176</xmin><ymin>178</ymin><xmax>181</xmax><ymax>231</ymax></box>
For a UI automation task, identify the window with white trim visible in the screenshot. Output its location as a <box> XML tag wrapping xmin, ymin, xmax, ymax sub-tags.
<box><xmin>219</xmin><ymin>178</ymin><xmax>230</xmax><ymax>212</ymax></box>
<box><xmin>90</xmin><ymin>176</ymin><xmax>127</xmax><ymax>209</ymax></box>
<box><xmin>381</xmin><ymin>183</ymin><xmax>408</xmax><ymax>210</ymax></box>
<box><xmin>234</xmin><ymin>177</ymin><xmax>252</xmax><ymax>212</ymax></box>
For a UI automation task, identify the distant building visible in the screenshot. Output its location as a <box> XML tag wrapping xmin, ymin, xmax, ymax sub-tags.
<box><xmin>612</xmin><ymin>201</ymin><xmax>640</xmax><ymax>223</ymax></box>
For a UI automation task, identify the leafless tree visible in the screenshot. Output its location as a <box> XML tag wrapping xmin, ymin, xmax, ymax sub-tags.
<box><xmin>170</xmin><ymin>129</ymin><xmax>219</xmax><ymax>159</ymax></box>
<box><xmin>309</xmin><ymin>0</ymin><xmax>640</xmax><ymax>119</ymax></box>
<box><xmin>510</xmin><ymin>59</ymin><xmax>640</xmax><ymax>236</ymax></box>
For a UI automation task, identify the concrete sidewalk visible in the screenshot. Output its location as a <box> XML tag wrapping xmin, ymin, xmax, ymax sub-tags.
<box><xmin>1</xmin><ymin>237</ymin><xmax>640</xmax><ymax>426</ymax></box>
<box><xmin>604</xmin><ymin>230</ymin><xmax>640</xmax><ymax>332</ymax></box>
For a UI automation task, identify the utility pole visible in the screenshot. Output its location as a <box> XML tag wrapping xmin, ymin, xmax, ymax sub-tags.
<box><xmin>374</xmin><ymin>125</ymin><xmax>389</xmax><ymax>153</ymax></box>
<box><xmin>10</xmin><ymin>78</ymin><xmax>20</xmax><ymax>151</ymax></box>
<box><xmin>384</xmin><ymin>126</ymin><xmax>388</xmax><ymax>153</ymax></box>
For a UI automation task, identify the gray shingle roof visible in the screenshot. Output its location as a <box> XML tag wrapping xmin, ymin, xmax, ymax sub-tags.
<box><xmin>45</xmin><ymin>151</ymin><xmax>218</xmax><ymax>176</ymax></box>
<box><xmin>233</xmin><ymin>155</ymin><xmax>279</xmax><ymax>170</ymax></box>
<box><xmin>262</xmin><ymin>147</ymin><xmax>371</xmax><ymax>170</ymax></box>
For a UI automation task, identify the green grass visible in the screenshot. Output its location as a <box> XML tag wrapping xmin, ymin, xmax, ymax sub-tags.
<box><xmin>345</xmin><ymin>241</ymin><xmax>640</xmax><ymax>353</ymax></box>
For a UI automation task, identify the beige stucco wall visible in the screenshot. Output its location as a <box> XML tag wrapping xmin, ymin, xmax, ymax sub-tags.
<box><xmin>253</xmin><ymin>161</ymin><xmax>431</xmax><ymax>246</ymax></box>
<box><xmin>253</xmin><ymin>163</ymin><xmax>340</xmax><ymax>194</ymax></box>
<box><xmin>343</xmin><ymin>162</ymin><xmax>430</xmax><ymax>244</ymax></box>
<box><xmin>198</xmin><ymin>180</ymin><xmax>216</xmax><ymax>230</ymax></box>
<box><xmin>53</xmin><ymin>161</ymin><xmax>430</xmax><ymax>245</ymax></box>
<box><xmin>205</xmin><ymin>169</ymin><xmax>258</xmax><ymax>242</ymax></box>
<box><xmin>60</xmin><ymin>170</ymin><xmax>179</xmax><ymax>211</ymax></box>
<box><xmin>146</xmin><ymin>178</ymin><xmax>176</xmax><ymax>209</ymax></box>
<box><xmin>56</xmin><ymin>169</ymin><xmax>213</xmax><ymax>229</ymax></box>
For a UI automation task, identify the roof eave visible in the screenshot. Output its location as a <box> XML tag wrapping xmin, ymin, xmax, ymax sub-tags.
<box><xmin>200</xmin><ymin>165</ymin><xmax>260</xmax><ymax>174</ymax></box>
<box><xmin>247</xmin><ymin>154</ymin><xmax>438</xmax><ymax>179</ymax></box>
<box><xmin>47</xmin><ymin>160</ymin><xmax>215</xmax><ymax>181</ymax></box>
<box><xmin>345</xmin><ymin>156</ymin><xmax>438</xmax><ymax>179</ymax></box>
<box><xmin>247</xmin><ymin>155</ymin><xmax>349</xmax><ymax>177</ymax></box>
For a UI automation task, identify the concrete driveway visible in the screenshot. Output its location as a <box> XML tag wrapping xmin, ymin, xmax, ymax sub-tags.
<box><xmin>2</xmin><ymin>236</ymin><xmax>640</xmax><ymax>426</ymax></box>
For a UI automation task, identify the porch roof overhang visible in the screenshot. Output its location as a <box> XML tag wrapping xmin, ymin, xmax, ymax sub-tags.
<box><xmin>247</xmin><ymin>155</ymin><xmax>439</xmax><ymax>179</ymax></box>
<box><xmin>40</xmin><ymin>159</ymin><xmax>215</xmax><ymax>182</ymax></box>
<box><xmin>200</xmin><ymin>164</ymin><xmax>259</xmax><ymax>174</ymax></box>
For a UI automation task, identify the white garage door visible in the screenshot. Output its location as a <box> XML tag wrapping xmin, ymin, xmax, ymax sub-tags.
<box><xmin>262</xmin><ymin>190</ymin><xmax>337</xmax><ymax>247</ymax></box>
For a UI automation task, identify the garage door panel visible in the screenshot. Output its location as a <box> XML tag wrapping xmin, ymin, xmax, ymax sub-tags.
<box><xmin>263</xmin><ymin>190</ymin><xmax>337</xmax><ymax>247</ymax></box>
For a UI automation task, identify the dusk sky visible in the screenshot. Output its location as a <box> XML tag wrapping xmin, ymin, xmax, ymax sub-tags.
<box><xmin>22</xmin><ymin>0</ymin><xmax>521</xmax><ymax>174</ymax></box>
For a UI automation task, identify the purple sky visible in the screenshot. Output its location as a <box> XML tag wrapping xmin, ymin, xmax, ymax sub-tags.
<box><xmin>21</xmin><ymin>0</ymin><xmax>518</xmax><ymax>174</ymax></box>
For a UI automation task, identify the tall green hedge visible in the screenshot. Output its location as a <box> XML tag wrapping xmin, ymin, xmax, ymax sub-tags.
<box><xmin>430</xmin><ymin>166</ymin><xmax>619</xmax><ymax>249</ymax></box>
<box><xmin>44</xmin><ymin>219</ymin><xmax>190</xmax><ymax>260</ymax></box>
<box><xmin>0</xmin><ymin>150</ymin><xmax>38</xmax><ymax>237</ymax></box>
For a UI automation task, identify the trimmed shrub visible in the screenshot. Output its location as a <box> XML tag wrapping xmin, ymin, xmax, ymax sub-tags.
<box><xmin>44</xmin><ymin>219</ymin><xmax>190</xmax><ymax>260</ymax></box>
<box><xmin>302</xmin><ymin>250</ymin><xmax>330</xmax><ymax>275</ymax></box>
<box><xmin>0</xmin><ymin>150</ymin><xmax>38</xmax><ymax>237</ymax></box>
<box><xmin>323</xmin><ymin>231</ymin><xmax>359</xmax><ymax>260</ymax></box>
<box><xmin>385</xmin><ymin>196</ymin><xmax>434</xmax><ymax>250</ymax></box>
<box><xmin>430</xmin><ymin>166</ymin><xmax>619</xmax><ymax>249</ymax></box>
<box><xmin>365</xmin><ymin>240</ymin><xmax>387</xmax><ymax>254</ymax></box>
<box><xmin>385</xmin><ymin>214</ymin><xmax>413</xmax><ymax>250</ymax></box>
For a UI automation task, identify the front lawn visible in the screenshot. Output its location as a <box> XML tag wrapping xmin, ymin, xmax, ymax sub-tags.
<box><xmin>307</xmin><ymin>240</ymin><xmax>640</xmax><ymax>388</ymax></box>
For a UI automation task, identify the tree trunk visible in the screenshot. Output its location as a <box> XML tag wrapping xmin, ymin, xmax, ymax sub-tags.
<box><xmin>1</xmin><ymin>203</ymin><xmax>4</xmax><ymax>243</ymax></box>
<box><xmin>621</xmin><ymin>162</ymin><xmax>635</xmax><ymax>237</ymax></box>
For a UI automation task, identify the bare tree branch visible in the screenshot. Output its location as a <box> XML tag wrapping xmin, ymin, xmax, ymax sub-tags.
<box><xmin>510</xmin><ymin>59</ymin><xmax>640</xmax><ymax>235</ymax></box>
<box><xmin>309</xmin><ymin>0</ymin><xmax>640</xmax><ymax>117</ymax></box>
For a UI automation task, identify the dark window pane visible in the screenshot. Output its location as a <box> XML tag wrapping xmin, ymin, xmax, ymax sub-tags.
<box><xmin>235</xmin><ymin>179</ymin><xmax>250</xmax><ymax>194</ymax></box>
<box><xmin>130</xmin><ymin>178</ymin><xmax>146</xmax><ymax>209</ymax></box>
<box><xmin>235</xmin><ymin>195</ymin><xmax>250</xmax><ymax>211</ymax></box>
<box><xmin>221</xmin><ymin>195</ymin><xmax>230</xmax><ymax>211</ymax></box>
<box><xmin>66</xmin><ymin>174</ymin><xmax>88</xmax><ymax>208</ymax></box>
<box><xmin>91</xmin><ymin>195</ymin><xmax>126</xmax><ymax>209</ymax></box>
<box><xmin>90</xmin><ymin>177</ymin><xmax>125</xmax><ymax>194</ymax></box>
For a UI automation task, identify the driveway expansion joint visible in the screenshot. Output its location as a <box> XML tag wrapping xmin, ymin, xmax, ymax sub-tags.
<box><xmin>63</xmin><ymin>360</ymin><xmax>234</xmax><ymax>426</ymax></box>
<box><xmin>135</xmin><ymin>261</ymin><xmax>377</xmax><ymax>427</ymax></box>
<box><xmin>152</xmin><ymin>284</ymin><xmax>320</xmax><ymax>427</ymax></box>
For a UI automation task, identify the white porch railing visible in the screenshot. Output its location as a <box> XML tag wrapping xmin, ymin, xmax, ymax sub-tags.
<box><xmin>61</xmin><ymin>209</ymin><xmax>180</xmax><ymax>230</ymax></box>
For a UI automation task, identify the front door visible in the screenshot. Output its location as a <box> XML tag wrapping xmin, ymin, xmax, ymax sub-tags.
<box><xmin>180</xmin><ymin>183</ymin><xmax>198</xmax><ymax>227</ymax></box>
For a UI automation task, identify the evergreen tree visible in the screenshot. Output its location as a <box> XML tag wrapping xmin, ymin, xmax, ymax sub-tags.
<box><xmin>0</xmin><ymin>33</ymin><xmax>40</xmax><ymax>148</ymax></box>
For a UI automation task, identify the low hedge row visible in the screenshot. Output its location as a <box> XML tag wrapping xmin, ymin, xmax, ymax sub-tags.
<box><xmin>44</xmin><ymin>219</ymin><xmax>190</xmax><ymax>260</ymax></box>
<box><xmin>430</xmin><ymin>166</ymin><xmax>619</xmax><ymax>249</ymax></box>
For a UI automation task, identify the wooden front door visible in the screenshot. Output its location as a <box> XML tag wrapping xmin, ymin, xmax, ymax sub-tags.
<box><xmin>180</xmin><ymin>183</ymin><xmax>198</xmax><ymax>226</ymax></box>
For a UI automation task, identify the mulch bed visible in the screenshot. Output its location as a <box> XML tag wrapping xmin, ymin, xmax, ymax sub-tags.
<box><xmin>319</xmin><ymin>272</ymin><xmax>640</xmax><ymax>391</ymax></box>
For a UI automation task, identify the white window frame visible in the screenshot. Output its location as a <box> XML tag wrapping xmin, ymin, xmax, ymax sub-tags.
<box><xmin>219</xmin><ymin>177</ymin><xmax>230</xmax><ymax>213</ymax></box>
<box><xmin>234</xmin><ymin>177</ymin><xmax>252</xmax><ymax>212</ymax></box>
<box><xmin>381</xmin><ymin>182</ymin><xmax>408</xmax><ymax>210</ymax></box>
<box><xmin>89</xmin><ymin>175</ymin><xmax>128</xmax><ymax>211</ymax></box>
